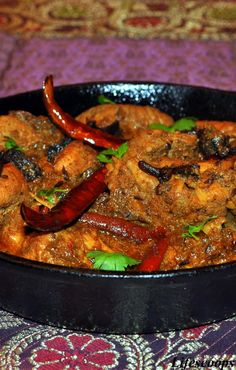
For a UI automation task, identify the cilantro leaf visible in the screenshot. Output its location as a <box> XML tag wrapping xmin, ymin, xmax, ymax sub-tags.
<box><xmin>96</xmin><ymin>153</ymin><xmax>113</xmax><ymax>163</ymax></box>
<box><xmin>182</xmin><ymin>215</ymin><xmax>218</xmax><ymax>240</ymax></box>
<box><xmin>87</xmin><ymin>251</ymin><xmax>140</xmax><ymax>271</ymax></box>
<box><xmin>37</xmin><ymin>187</ymin><xmax>68</xmax><ymax>205</ymax></box>
<box><xmin>149</xmin><ymin>117</ymin><xmax>197</xmax><ymax>132</ymax></box>
<box><xmin>149</xmin><ymin>123</ymin><xmax>173</xmax><ymax>132</ymax></box>
<box><xmin>97</xmin><ymin>142</ymin><xmax>128</xmax><ymax>163</ymax></box>
<box><xmin>98</xmin><ymin>95</ymin><xmax>115</xmax><ymax>105</ymax></box>
<box><xmin>4</xmin><ymin>136</ymin><xmax>23</xmax><ymax>151</ymax></box>
<box><xmin>172</xmin><ymin>118</ymin><xmax>196</xmax><ymax>131</ymax></box>
<box><xmin>115</xmin><ymin>142</ymin><xmax>129</xmax><ymax>158</ymax></box>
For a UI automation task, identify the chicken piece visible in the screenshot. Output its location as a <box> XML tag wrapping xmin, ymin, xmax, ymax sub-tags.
<box><xmin>106</xmin><ymin>128</ymin><xmax>236</xmax><ymax>270</ymax></box>
<box><xmin>161</xmin><ymin>225</ymin><xmax>236</xmax><ymax>270</ymax></box>
<box><xmin>10</xmin><ymin>111</ymin><xmax>64</xmax><ymax>149</ymax></box>
<box><xmin>122</xmin><ymin>129</ymin><xmax>199</xmax><ymax>163</ymax></box>
<box><xmin>118</xmin><ymin>105</ymin><xmax>174</xmax><ymax>139</ymax></box>
<box><xmin>154</xmin><ymin>157</ymin><xmax>236</xmax><ymax>226</ymax></box>
<box><xmin>77</xmin><ymin>104</ymin><xmax>173</xmax><ymax>139</ymax></box>
<box><xmin>0</xmin><ymin>112</ymin><xmax>63</xmax><ymax>152</ymax></box>
<box><xmin>20</xmin><ymin>230</ymin><xmax>87</xmax><ymax>267</ymax></box>
<box><xmin>197</xmin><ymin>120</ymin><xmax>236</xmax><ymax>137</ymax></box>
<box><xmin>227</xmin><ymin>190</ymin><xmax>236</xmax><ymax>214</ymax></box>
<box><xmin>77</xmin><ymin>104</ymin><xmax>121</xmax><ymax>128</ymax></box>
<box><xmin>0</xmin><ymin>163</ymin><xmax>28</xmax><ymax>208</ymax></box>
<box><xmin>0</xmin><ymin>112</ymin><xmax>64</xmax><ymax>185</ymax></box>
<box><xmin>0</xmin><ymin>114</ymin><xmax>38</xmax><ymax>150</ymax></box>
<box><xmin>54</xmin><ymin>141</ymin><xmax>98</xmax><ymax>180</ymax></box>
<box><xmin>0</xmin><ymin>207</ymin><xmax>26</xmax><ymax>255</ymax></box>
<box><xmin>0</xmin><ymin>164</ymin><xmax>28</xmax><ymax>255</ymax></box>
<box><xmin>105</xmin><ymin>128</ymin><xmax>236</xmax><ymax>229</ymax></box>
<box><xmin>20</xmin><ymin>223</ymin><xmax>147</xmax><ymax>268</ymax></box>
<box><xmin>105</xmin><ymin>129</ymin><xmax>200</xmax><ymax>222</ymax></box>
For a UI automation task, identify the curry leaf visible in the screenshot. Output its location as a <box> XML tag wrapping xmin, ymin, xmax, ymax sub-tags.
<box><xmin>182</xmin><ymin>215</ymin><xmax>218</xmax><ymax>240</ymax></box>
<box><xmin>87</xmin><ymin>251</ymin><xmax>140</xmax><ymax>271</ymax></box>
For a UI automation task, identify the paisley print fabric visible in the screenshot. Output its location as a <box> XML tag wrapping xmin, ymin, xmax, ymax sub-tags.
<box><xmin>1</xmin><ymin>0</ymin><xmax>236</xmax><ymax>40</ymax></box>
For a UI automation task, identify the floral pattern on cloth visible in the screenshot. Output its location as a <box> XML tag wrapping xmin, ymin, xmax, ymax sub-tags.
<box><xmin>30</xmin><ymin>334</ymin><xmax>119</xmax><ymax>369</ymax></box>
<box><xmin>0</xmin><ymin>310</ymin><xmax>235</xmax><ymax>369</ymax></box>
<box><xmin>1</xmin><ymin>0</ymin><xmax>236</xmax><ymax>40</ymax></box>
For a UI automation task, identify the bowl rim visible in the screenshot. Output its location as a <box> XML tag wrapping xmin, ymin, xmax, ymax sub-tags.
<box><xmin>1</xmin><ymin>251</ymin><xmax>235</xmax><ymax>280</ymax></box>
<box><xmin>1</xmin><ymin>79</ymin><xmax>236</xmax><ymax>100</ymax></box>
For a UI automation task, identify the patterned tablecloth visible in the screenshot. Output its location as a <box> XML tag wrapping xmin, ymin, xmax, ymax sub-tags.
<box><xmin>0</xmin><ymin>1</ymin><xmax>236</xmax><ymax>368</ymax></box>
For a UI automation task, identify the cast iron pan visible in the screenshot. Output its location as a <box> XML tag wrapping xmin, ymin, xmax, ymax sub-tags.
<box><xmin>0</xmin><ymin>82</ymin><xmax>235</xmax><ymax>334</ymax></box>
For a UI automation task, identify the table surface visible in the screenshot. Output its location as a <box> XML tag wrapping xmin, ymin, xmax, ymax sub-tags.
<box><xmin>0</xmin><ymin>1</ymin><xmax>236</xmax><ymax>368</ymax></box>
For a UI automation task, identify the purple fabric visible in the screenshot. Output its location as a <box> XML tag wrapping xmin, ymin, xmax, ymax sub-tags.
<box><xmin>1</xmin><ymin>33</ymin><xmax>236</xmax><ymax>97</ymax></box>
<box><xmin>0</xmin><ymin>311</ymin><xmax>235</xmax><ymax>369</ymax></box>
<box><xmin>0</xmin><ymin>31</ymin><xmax>235</xmax><ymax>368</ymax></box>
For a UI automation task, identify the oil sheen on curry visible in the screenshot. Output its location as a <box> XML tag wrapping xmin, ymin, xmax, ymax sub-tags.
<box><xmin>0</xmin><ymin>76</ymin><xmax>235</xmax><ymax>272</ymax></box>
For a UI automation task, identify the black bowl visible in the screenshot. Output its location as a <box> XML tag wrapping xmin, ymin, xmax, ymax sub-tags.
<box><xmin>0</xmin><ymin>81</ymin><xmax>235</xmax><ymax>334</ymax></box>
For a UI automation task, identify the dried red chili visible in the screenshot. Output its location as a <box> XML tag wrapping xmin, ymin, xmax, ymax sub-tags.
<box><xmin>80</xmin><ymin>212</ymin><xmax>166</xmax><ymax>243</ymax></box>
<box><xmin>138</xmin><ymin>237</ymin><xmax>168</xmax><ymax>272</ymax></box>
<box><xmin>43</xmin><ymin>75</ymin><xmax>124</xmax><ymax>149</ymax></box>
<box><xmin>21</xmin><ymin>167</ymin><xmax>107</xmax><ymax>232</ymax></box>
<box><xmin>81</xmin><ymin>212</ymin><xmax>168</xmax><ymax>271</ymax></box>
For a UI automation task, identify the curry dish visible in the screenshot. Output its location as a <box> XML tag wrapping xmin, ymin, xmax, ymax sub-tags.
<box><xmin>0</xmin><ymin>76</ymin><xmax>235</xmax><ymax>271</ymax></box>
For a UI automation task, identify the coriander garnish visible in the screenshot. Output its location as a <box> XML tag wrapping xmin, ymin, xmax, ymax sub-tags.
<box><xmin>98</xmin><ymin>95</ymin><xmax>115</xmax><ymax>105</ymax></box>
<box><xmin>149</xmin><ymin>117</ymin><xmax>197</xmax><ymax>132</ymax></box>
<box><xmin>4</xmin><ymin>136</ymin><xmax>23</xmax><ymax>151</ymax></box>
<box><xmin>97</xmin><ymin>142</ymin><xmax>128</xmax><ymax>163</ymax></box>
<box><xmin>182</xmin><ymin>215</ymin><xmax>218</xmax><ymax>240</ymax></box>
<box><xmin>87</xmin><ymin>251</ymin><xmax>140</xmax><ymax>271</ymax></box>
<box><xmin>37</xmin><ymin>187</ymin><xmax>68</xmax><ymax>205</ymax></box>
